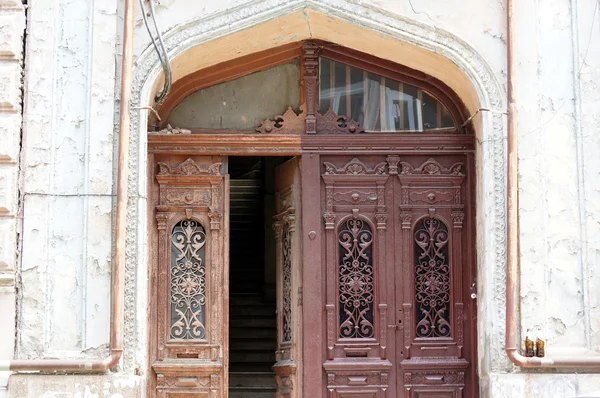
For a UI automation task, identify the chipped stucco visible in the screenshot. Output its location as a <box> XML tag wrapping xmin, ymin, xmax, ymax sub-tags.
<box><xmin>6</xmin><ymin>0</ymin><xmax>600</xmax><ymax>397</ymax></box>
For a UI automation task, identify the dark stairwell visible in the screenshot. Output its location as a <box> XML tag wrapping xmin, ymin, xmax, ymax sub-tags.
<box><xmin>228</xmin><ymin>157</ymin><xmax>277</xmax><ymax>398</ymax></box>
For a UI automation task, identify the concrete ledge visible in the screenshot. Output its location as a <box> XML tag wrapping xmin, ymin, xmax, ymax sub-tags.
<box><xmin>483</xmin><ymin>373</ymin><xmax>600</xmax><ymax>398</ymax></box>
<box><xmin>8</xmin><ymin>374</ymin><xmax>144</xmax><ymax>397</ymax></box>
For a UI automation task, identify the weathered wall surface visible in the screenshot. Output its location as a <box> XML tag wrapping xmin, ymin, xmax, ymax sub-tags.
<box><xmin>0</xmin><ymin>0</ymin><xmax>25</xmax><ymax>396</ymax></box>
<box><xmin>17</xmin><ymin>0</ymin><xmax>118</xmax><ymax>360</ymax></box>
<box><xmin>7</xmin><ymin>0</ymin><xmax>600</xmax><ymax>397</ymax></box>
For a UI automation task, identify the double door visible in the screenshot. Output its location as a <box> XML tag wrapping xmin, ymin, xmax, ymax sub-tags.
<box><xmin>148</xmin><ymin>151</ymin><xmax>476</xmax><ymax>397</ymax></box>
<box><xmin>312</xmin><ymin>152</ymin><xmax>476</xmax><ymax>397</ymax></box>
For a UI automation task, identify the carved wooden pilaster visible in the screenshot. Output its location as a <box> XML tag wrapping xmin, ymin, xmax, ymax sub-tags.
<box><xmin>302</xmin><ymin>41</ymin><xmax>319</xmax><ymax>135</ymax></box>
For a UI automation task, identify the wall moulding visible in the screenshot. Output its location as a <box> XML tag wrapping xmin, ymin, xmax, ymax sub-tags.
<box><xmin>129</xmin><ymin>0</ymin><xmax>507</xmax><ymax>378</ymax></box>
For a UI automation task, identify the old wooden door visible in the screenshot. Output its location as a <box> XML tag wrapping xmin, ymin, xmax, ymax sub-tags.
<box><xmin>272</xmin><ymin>157</ymin><xmax>303</xmax><ymax>397</ymax></box>
<box><xmin>306</xmin><ymin>150</ymin><xmax>476</xmax><ymax>397</ymax></box>
<box><xmin>151</xmin><ymin>155</ymin><xmax>230</xmax><ymax>397</ymax></box>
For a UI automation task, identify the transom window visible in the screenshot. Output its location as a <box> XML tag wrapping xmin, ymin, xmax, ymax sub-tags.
<box><xmin>319</xmin><ymin>58</ymin><xmax>456</xmax><ymax>132</ymax></box>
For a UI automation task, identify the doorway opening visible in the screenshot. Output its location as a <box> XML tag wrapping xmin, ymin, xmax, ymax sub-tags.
<box><xmin>228</xmin><ymin>156</ymin><xmax>287</xmax><ymax>397</ymax></box>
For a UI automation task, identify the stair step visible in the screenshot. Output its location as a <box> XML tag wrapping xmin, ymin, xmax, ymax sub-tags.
<box><xmin>229</xmin><ymin>389</ymin><xmax>277</xmax><ymax>398</ymax></box>
<box><xmin>230</xmin><ymin>317</ymin><xmax>276</xmax><ymax>328</ymax></box>
<box><xmin>229</xmin><ymin>372</ymin><xmax>277</xmax><ymax>388</ymax></box>
<box><xmin>230</xmin><ymin>306</ymin><xmax>275</xmax><ymax>317</ymax></box>
<box><xmin>230</xmin><ymin>294</ymin><xmax>270</xmax><ymax>304</ymax></box>
<box><xmin>230</xmin><ymin>349</ymin><xmax>275</xmax><ymax>363</ymax></box>
<box><xmin>229</xmin><ymin>362</ymin><xmax>275</xmax><ymax>373</ymax></box>
<box><xmin>230</xmin><ymin>327</ymin><xmax>276</xmax><ymax>340</ymax></box>
<box><xmin>230</xmin><ymin>339</ymin><xmax>277</xmax><ymax>351</ymax></box>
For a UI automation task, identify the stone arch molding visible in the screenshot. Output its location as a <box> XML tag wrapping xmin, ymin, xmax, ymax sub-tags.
<box><xmin>125</xmin><ymin>0</ymin><xmax>509</xmax><ymax>373</ymax></box>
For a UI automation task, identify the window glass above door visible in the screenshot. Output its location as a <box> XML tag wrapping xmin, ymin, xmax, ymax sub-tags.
<box><xmin>168</xmin><ymin>60</ymin><xmax>300</xmax><ymax>130</ymax></box>
<box><xmin>319</xmin><ymin>57</ymin><xmax>456</xmax><ymax>132</ymax></box>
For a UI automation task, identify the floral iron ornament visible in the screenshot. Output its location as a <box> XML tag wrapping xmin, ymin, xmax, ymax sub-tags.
<box><xmin>414</xmin><ymin>217</ymin><xmax>451</xmax><ymax>338</ymax></box>
<box><xmin>170</xmin><ymin>220</ymin><xmax>207</xmax><ymax>340</ymax></box>
<box><xmin>338</xmin><ymin>216</ymin><xmax>375</xmax><ymax>338</ymax></box>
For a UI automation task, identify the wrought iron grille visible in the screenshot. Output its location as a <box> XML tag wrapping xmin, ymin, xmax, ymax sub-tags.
<box><xmin>170</xmin><ymin>220</ymin><xmax>207</xmax><ymax>340</ymax></box>
<box><xmin>282</xmin><ymin>222</ymin><xmax>292</xmax><ymax>343</ymax></box>
<box><xmin>338</xmin><ymin>217</ymin><xmax>375</xmax><ymax>338</ymax></box>
<box><xmin>414</xmin><ymin>217</ymin><xmax>451</xmax><ymax>338</ymax></box>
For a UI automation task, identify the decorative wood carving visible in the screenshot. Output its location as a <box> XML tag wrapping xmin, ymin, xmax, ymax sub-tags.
<box><xmin>302</xmin><ymin>41</ymin><xmax>319</xmax><ymax>135</ymax></box>
<box><xmin>152</xmin><ymin>155</ymin><xmax>227</xmax><ymax>398</ymax></box>
<box><xmin>316</xmin><ymin>108</ymin><xmax>365</xmax><ymax>134</ymax></box>
<box><xmin>323</xmin><ymin>158</ymin><xmax>387</xmax><ymax>175</ymax></box>
<box><xmin>255</xmin><ymin>104</ymin><xmax>306</xmax><ymax>134</ymax></box>
<box><xmin>157</xmin><ymin>158</ymin><xmax>222</xmax><ymax>176</ymax></box>
<box><xmin>400</xmin><ymin>158</ymin><xmax>463</xmax><ymax>175</ymax></box>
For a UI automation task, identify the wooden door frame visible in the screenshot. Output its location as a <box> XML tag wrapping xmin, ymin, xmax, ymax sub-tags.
<box><xmin>147</xmin><ymin>133</ymin><xmax>478</xmax><ymax>397</ymax></box>
<box><xmin>147</xmin><ymin>134</ymin><xmax>302</xmax><ymax>398</ymax></box>
<box><xmin>146</xmin><ymin>38</ymin><xmax>479</xmax><ymax>397</ymax></box>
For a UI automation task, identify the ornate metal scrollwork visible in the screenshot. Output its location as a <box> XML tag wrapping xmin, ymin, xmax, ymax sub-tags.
<box><xmin>282</xmin><ymin>222</ymin><xmax>292</xmax><ymax>343</ymax></box>
<box><xmin>338</xmin><ymin>216</ymin><xmax>375</xmax><ymax>338</ymax></box>
<box><xmin>414</xmin><ymin>217</ymin><xmax>451</xmax><ymax>338</ymax></box>
<box><xmin>170</xmin><ymin>220</ymin><xmax>207</xmax><ymax>340</ymax></box>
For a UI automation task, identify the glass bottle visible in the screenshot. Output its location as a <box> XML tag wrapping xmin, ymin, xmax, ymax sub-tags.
<box><xmin>535</xmin><ymin>327</ymin><xmax>545</xmax><ymax>358</ymax></box>
<box><xmin>525</xmin><ymin>328</ymin><xmax>535</xmax><ymax>357</ymax></box>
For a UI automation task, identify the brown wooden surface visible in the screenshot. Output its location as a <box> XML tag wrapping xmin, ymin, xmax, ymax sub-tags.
<box><xmin>273</xmin><ymin>157</ymin><xmax>303</xmax><ymax>397</ymax></box>
<box><xmin>147</xmin><ymin>40</ymin><xmax>479</xmax><ymax>397</ymax></box>
<box><xmin>149</xmin><ymin>155</ymin><xmax>229</xmax><ymax>398</ymax></box>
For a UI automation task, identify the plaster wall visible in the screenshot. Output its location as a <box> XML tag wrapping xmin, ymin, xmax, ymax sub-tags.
<box><xmin>0</xmin><ymin>0</ymin><xmax>25</xmax><ymax>396</ymax></box>
<box><xmin>7</xmin><ymin>0</ymin><xmax>600</xmax><ymax>397</ymax></box>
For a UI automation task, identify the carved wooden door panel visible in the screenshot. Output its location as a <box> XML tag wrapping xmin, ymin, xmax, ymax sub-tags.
<box><xmin>152</xmin><ymin>156</ymin><xmax>229</xmax><ymax>398</ymax></box>
<box><xmin>394</xmin><ymin>157</ymin><xmax>470</xmax><ymax>398</ymax></box>
<box><xmin>316</xmin><ymin>154</ymin><xmax>474</xmax><ymax>397</ymax></box>
<box><xmin>321</xmin><ymin>155</ymin><xmax>395</xmax><ymax>397</ymax></box>
<box><xmin>273</xmin><ymin>157</ymin><xmax>303</xmax><ymax>397</ymax></box>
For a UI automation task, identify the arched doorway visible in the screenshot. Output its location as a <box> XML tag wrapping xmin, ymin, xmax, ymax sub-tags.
<box><xmin>146</xmin><ymin>41</ymin><xmax>478</xmax><ymax>397</ymax></box>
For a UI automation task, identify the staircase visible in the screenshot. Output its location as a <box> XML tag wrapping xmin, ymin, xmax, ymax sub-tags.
<box><xmin>229</xmin><ymin>293</ymin><xmax>277</xmax><ymax>397</ymax></box>
<box><xmin>229</xmin><ymin>179</ymin><xmax>264</xmax><ymax>293</ymax></box>
<box><xmin>229</xmin><ymin>177</ymin><xmax>277</xmax><ymax>397</ymax></box>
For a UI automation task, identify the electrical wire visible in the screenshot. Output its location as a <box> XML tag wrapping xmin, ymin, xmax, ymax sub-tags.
<box><xmin>138</xmin><ymin>0</ymin><xmax>172</xmax><ymax>103</ymax></box>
